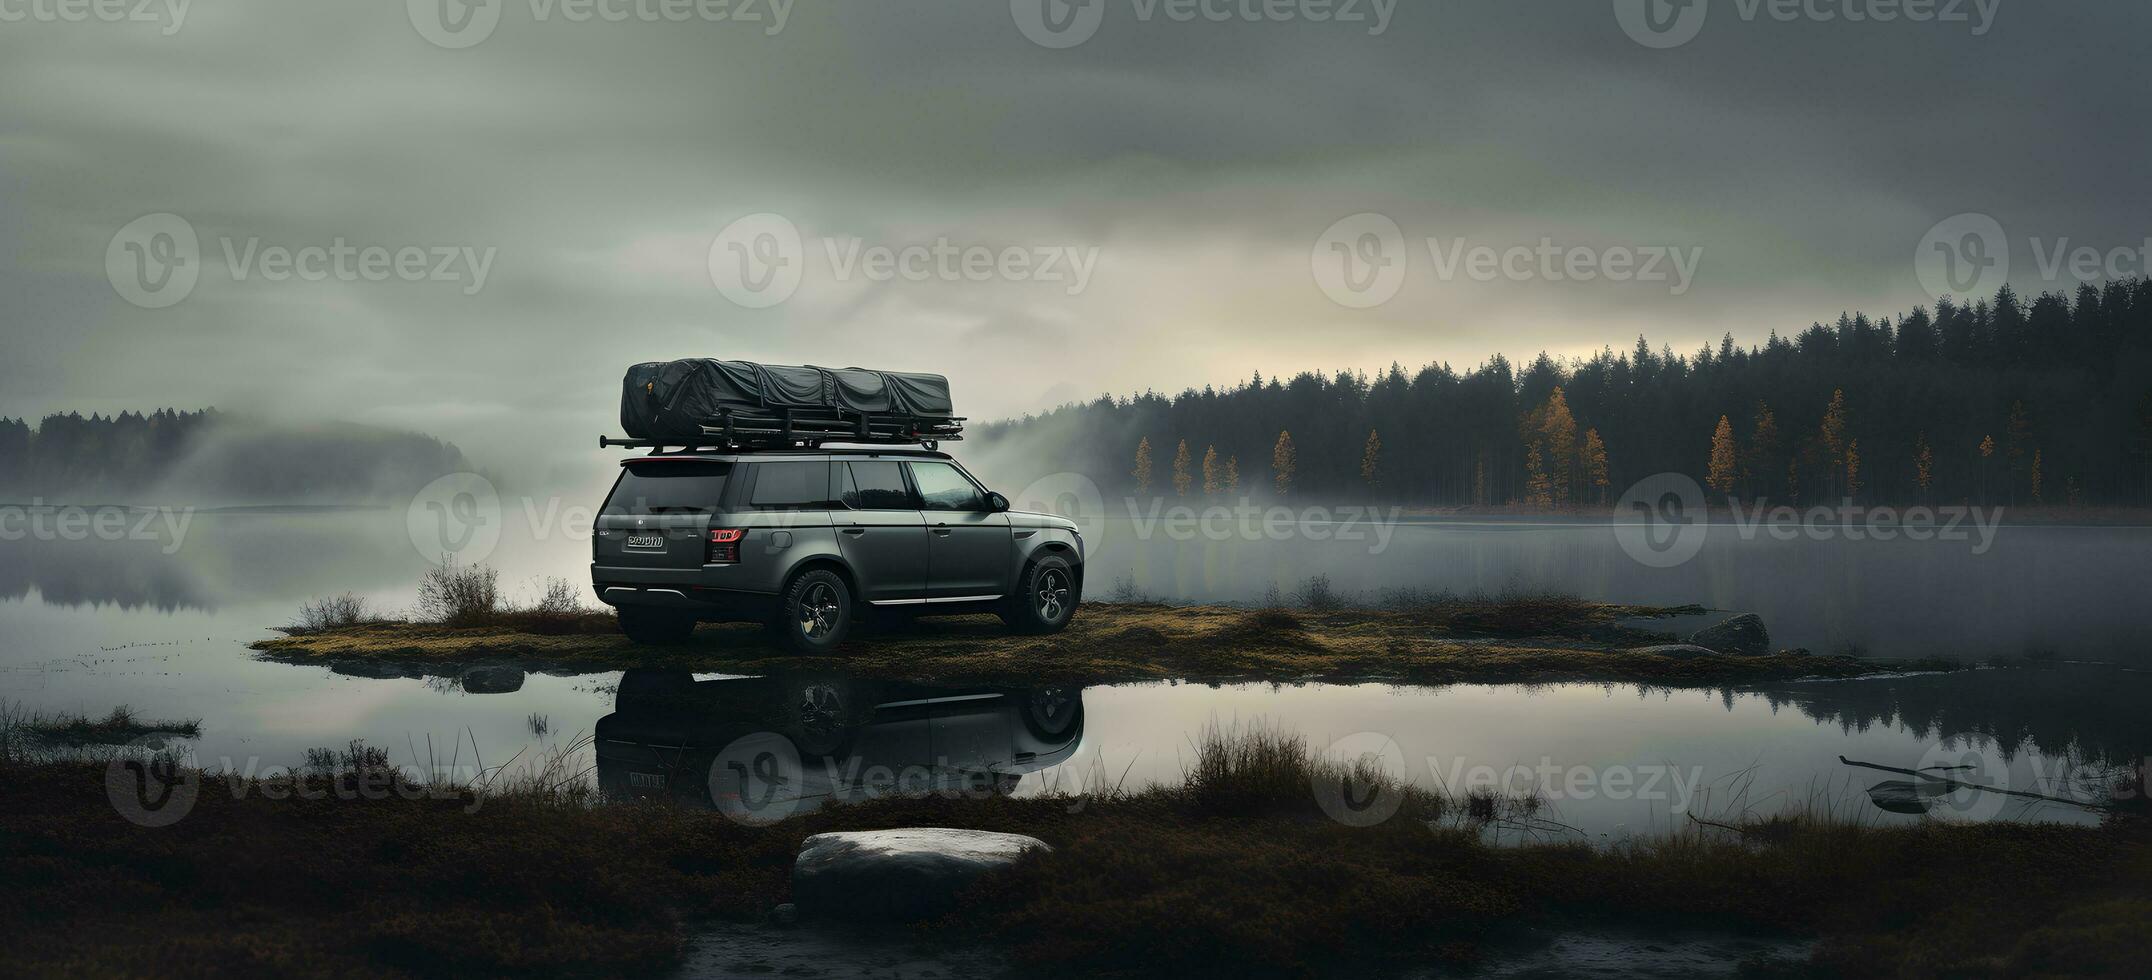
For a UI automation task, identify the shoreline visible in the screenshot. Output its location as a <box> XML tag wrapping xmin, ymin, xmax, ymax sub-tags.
<box><xmin>248</xmin><ymin>599</ymin><xmax>1953</xmax><ymax>687</ymax></box>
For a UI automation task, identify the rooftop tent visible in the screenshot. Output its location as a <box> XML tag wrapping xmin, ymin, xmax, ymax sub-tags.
<box><xmin>616</xmin><ymin>359</ymin><xmax>958</xmax><ymax>444</ymax></box>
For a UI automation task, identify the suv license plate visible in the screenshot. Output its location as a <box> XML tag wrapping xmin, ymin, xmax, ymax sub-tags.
<box><xmin>625</xmin><ymin>534</ymin><xmax>666</xmax><ymax>550</ymax></box>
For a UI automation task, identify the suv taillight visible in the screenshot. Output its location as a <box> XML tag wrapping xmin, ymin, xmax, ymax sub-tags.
<box><xmin>707</xmin><ymin>528</ymin><xmax>743</xmax><ymax>564</ymax></box>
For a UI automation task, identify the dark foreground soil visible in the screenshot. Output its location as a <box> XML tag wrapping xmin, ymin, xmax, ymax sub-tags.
<box><xmin>1</xmin><ymin>755</ymin><xmax>2145</xmax><ymax>979</ymax></box>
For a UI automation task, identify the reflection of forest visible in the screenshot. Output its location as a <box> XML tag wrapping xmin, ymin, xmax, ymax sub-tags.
<box><xmin>0</xmin><ymin>533</ymin><xmax>211</xmax><ymax>611</ymax></box>
<box><xmin>1751</xmin><ymin>665</ymin><xmax>2152</xmax><ymax>765</ymax></box>
<box><xmin>0</xmin><ymin>513</ymin><xmax>421</xmax><ymax>612</ymax></box>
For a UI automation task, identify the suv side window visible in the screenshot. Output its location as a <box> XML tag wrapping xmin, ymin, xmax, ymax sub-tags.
<box><xmin>748</xmin><ymin>461</ymin><xmax>832</xmax><ymax>509</ymax></box>
<box><xmin>842</xmin><ymin>461</ymin><xmax>917</xmax><ymax>510</ymax></box>
<box><xmin>908</xmin><ymin>461</ymin><xmax>986</xmax><ymax>512</ymax></box>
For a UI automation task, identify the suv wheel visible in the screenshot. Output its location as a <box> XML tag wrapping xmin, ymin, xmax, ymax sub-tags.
<box><xmin>619</xmin><ymin>607</ymin><xmax>697</xmax><ymax>646</ymax></box>
<box><xmin>1004</xmin><ymin>555</ymin><xmax>1078</xmax><ymax>635</ymax></box>
<box><xmin>776</xmin><ymin>569</ymin><xmax>852</xmax><ymax>654</ymax></box>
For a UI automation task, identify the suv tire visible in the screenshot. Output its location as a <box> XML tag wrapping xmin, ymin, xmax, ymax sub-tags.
<box><xmin>619</xmin><ymin>607</ymin><xmax>697</xmax><ymax>646</ymax></box>
<box><xmin>775</xmin><ymin>569</ymin><xmax>853</xmax><ymax>654</ymax></box>
<box><xmin>1004</xmin><ymin>554</ymin><xmax>1078</xmax><ymax>635</ymax></box>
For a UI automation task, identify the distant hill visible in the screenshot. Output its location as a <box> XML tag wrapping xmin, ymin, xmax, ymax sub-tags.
<box><xmin>0</xmin><ymin>409</ymin><xmax>475</xmax><ymax>504</ymax></box>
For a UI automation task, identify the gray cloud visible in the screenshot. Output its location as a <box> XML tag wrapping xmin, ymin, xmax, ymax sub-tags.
<box><xmin>1</xmin><ymin>1</ymin><xmax>2143</xmax><ymax>479</ymax></box>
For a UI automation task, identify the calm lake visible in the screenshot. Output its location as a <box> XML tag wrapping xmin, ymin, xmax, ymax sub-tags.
<box><xmin>2</xmin><ymin>506</ymin><xmax>2146</xmax><ymax>835</ymax></box>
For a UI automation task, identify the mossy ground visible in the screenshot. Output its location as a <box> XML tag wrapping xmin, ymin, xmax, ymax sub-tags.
<box><xmin>250</xmin><ymin>598</ymin><xmax>1933</xmax><ymax>687</ymax></box>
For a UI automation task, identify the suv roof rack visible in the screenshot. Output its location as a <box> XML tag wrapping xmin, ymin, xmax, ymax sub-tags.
<box><xmin>602</xmin><ymin>406</ymin><xmax>963</xmax><ymax>453</ymax></box>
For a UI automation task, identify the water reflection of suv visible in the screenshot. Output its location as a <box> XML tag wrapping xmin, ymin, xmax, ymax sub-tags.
<box><xmin>595</xmin><ymin>669</ymin><xmax>1086</xmax><ymax>820</ymax></box>
<box><xmin>592</xmin><ymin>449</ymin><xmax>1082</xmax><ymax>651</ymax></box>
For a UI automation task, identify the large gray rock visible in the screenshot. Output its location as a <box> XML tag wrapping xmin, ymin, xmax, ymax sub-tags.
<box><xmin>791</xmin><ymin>828</ymin><xmax>1050</xmax><ymax>921</ymax></box>
<box><xmin>1688</xmin><ymin>614</ymin><xmax>1772</xmax><ymax>656</ymax></box>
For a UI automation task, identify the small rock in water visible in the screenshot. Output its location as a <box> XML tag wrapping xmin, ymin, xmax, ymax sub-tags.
<box><xmin>1687</xmin><ymin>613</ymin><xmax>1772</xmax><ymax>656</ymax></box>
<box><xmin>792</xmin><ymin>828</ymin><xmax>1051</xmax><ymax>922</ymax></box>
<box><xmin>459</xmin><ymin>665</ymin><xmax>527</xmax><ymax>694</ymax></box>
<box><xmin>768</xmin><ymin>903</ymin><xmax>798</xmax><ymax>927</ymax></box>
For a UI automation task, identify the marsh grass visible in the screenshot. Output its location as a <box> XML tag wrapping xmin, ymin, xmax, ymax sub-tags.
<box><xmin>292</xmin><ymin>592</ymin><xmax>373</xmax><ymax>632</ymax></box>
<box><xmin>0</xmin><ymin>703</ymin><xmax>200</xmax><ymax>752</ymax></box>
<box><xmin>416</xmin><ymin>559</ymin><xmax>501</xmax><ymax>625</ymax></box>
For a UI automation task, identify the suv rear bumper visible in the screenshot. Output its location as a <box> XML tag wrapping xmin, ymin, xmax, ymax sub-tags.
<box><xmin>592</xmin><ymin>563</ymin><xmax>778</xmax><ymax>622</ymax></box>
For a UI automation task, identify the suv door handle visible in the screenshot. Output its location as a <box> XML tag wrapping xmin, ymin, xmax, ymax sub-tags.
<box><xmin>931</xmin><ymin>527</ymin><xmax>952</xmax><ymax>536</ymax></box>
<box><xmin>841</xmin><ymin>527</ymin><xmax>867</xmax><ymax>535</ymax></box>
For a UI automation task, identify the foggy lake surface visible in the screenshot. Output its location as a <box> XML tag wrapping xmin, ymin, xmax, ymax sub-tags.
<box><xmin>3</xmin><ymin>507</ymin><xmax>2146</xmax><ymax>835</ymax></box>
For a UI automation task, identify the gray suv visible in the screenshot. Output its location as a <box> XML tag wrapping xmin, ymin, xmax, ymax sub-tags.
<box><xmin>591</xmin><ymin>449</ymin><xmax>1082</xmax><ymax>651</ymax></box>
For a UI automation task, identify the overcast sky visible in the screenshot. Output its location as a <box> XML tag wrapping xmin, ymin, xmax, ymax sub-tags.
<box><xmin>2</xmin><ymin>1</ymin><xmax>2143</xmax><ymax>477</ymax></box>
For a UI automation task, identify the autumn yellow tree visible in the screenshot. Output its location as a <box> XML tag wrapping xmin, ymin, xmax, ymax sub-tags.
<box><xmin>1914</xmin><ymin>432</ymin><xmax>1935</xmax><ymax>498</ymax></box>
<box><xmin>1132</xmin><ymin>437</ymin><xmax>1153</xmax><ymax>494</ymax></box>
<box><xmin>1978</xmin><ymin>434</ymin><xmax>1996</xmax><ymax>504</ymax></box>
<box><xmin>1523</xmin><ymin>443</ymin><xmax>1552</xmax><ymax>507</ymax></box>
<box><xmin>1520</xmin><ymin>387</ymin><xmax>1580</xmax><ymax>507</ymax></box>
<box><xmin>1845</xmin><ymin>439</ymin><xmax>1863</xmax><ymax>499</ymax></box>
<box><xmin>1271</xmin><ymin>431</ymin><xmax>1296</xmax><ymax>497</ymax></box>
<box><xmin>2031</xmin><ymin>448</ymin><xmax>2044</xmax><ymax>503</ymax></box>
<box><xmin>1540</xmin><ymin>388</ymin><xmax>1578</xmax><ymax>506</ymax></box>
<box><xmin>1582</xmin><ymin>429</ymin><xmax>1610</xmax><ymax>505</ymax></box>
<box><xmin>1225</xmin><ymin>456</ymin><xmax>1240</xmax><ymax>493</ymax></box>
<box><xmin>1707</xmin><ymin>415</ymin><xmax>1737</xmax><ymax>495</ymax></box>
<box><xmin>1819</xmin><ymin>389</ymin><xmax>1849</xmax><ymax>493</ymax></box>
<box><xmin>1201</xmin><ymin>445</ymin><xmax>1220</xmax><ymax>496</ymax></box>
<box><xmin>1360</xmin><ymin>429</ymin><xmax>1381</xmax><ymax>490</ymax></box>
<box><xmin>1171</xmin><ymin>440</ymin><xmax>1192</xmax><ymax>497</ymax></box>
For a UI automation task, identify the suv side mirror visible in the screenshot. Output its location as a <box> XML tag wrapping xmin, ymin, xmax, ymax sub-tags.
<box><xmin>986</xmin><ymin>492</ymin><xmax>1010</xmax><ymax>513</ymax></box>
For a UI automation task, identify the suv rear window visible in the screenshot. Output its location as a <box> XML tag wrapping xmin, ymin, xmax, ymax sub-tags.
<box><xmin>603</xmin><ymin>462</ymin><xmax>731</xmax><ymax>516</ymax></box>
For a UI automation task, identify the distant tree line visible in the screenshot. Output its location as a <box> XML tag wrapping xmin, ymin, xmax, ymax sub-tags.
<box><xmin>0</xmin><ymin>409</ymin><xmax>471</xmax><ymax>501</ymax></box>
<box><xmin>978</xmin><ymin>279</ymin><xmax>2152</xmax><ymax>507</ymax></box>
<box><xmin>0</xmin><ymin>409</ymin><xmax>219</xmax><ymax>495</ymax></box>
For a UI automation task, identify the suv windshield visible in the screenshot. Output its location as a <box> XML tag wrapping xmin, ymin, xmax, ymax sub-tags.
<box><xmin>603</xmin><ymin>461</ymin><xmax>732</xmax><ymax>516</ymax></box>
